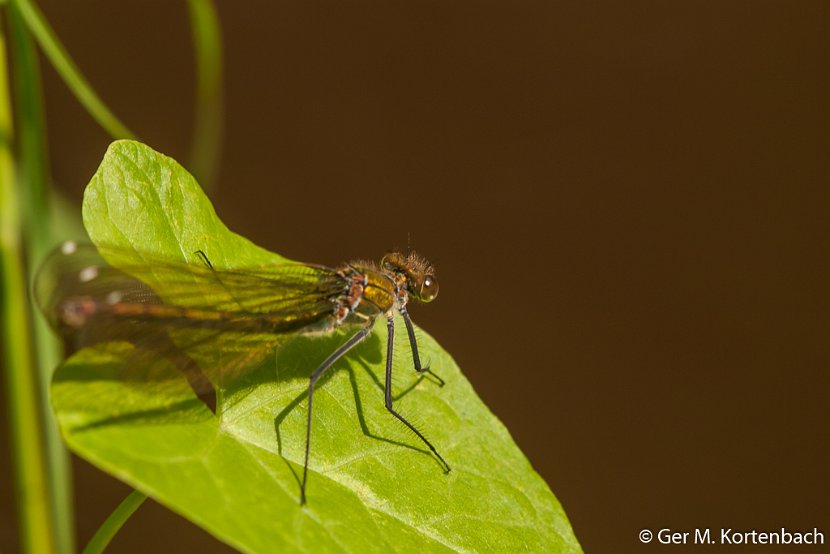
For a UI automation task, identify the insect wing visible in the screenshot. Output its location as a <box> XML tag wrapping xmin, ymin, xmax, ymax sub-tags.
<box><xmin>36</xmin><ymin>243</ymin><xmax>343</xmax><ymax>406</ymax></box>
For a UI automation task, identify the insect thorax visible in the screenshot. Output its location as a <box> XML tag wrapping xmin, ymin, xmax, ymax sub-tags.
<box><xmin>331</xmin><ymin>266</ymin><xmax>399</xmax><ymax>325</ymax></box>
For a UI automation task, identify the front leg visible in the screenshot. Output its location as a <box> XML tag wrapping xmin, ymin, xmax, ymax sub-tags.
<box><xmin>384</xmin><ymin>314</ymin><xmax>450</xmax><ymax>472</ymax></box>
<box><xmin>400</xmin><ymin>306</ymin><xmax>445</xmax><ymax>386</ymax></box>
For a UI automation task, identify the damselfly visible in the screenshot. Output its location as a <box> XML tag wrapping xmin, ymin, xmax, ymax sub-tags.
<box><xmin>35</xmin><ymin>241</ymin><xmax>450</xmax><ymax>503</ymax></box>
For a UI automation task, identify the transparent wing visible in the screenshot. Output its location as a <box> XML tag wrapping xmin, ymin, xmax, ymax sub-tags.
<box><xmin>35</xmin><ymin>242</ymin><xmax>347</xmax><ymax>408</ymax></box>
<box><xmin>38</xmin><ymin>243</ymin><xmax>341</xmax><ymax>312</ymax></box>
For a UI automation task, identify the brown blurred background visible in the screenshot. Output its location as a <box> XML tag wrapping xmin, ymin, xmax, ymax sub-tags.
<box><xmin>1</xmin><ymin>1</ymin><xmax>828</xmax><ymax>552</ymax></box>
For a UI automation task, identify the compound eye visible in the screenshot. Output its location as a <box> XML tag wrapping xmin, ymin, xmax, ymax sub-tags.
<box><xmin>419</xmin><ymin>275</ymin><xmax>439</xmax><ymax>302</ymax></box>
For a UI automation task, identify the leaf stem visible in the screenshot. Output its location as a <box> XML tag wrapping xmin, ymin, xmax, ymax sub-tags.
<box><xmin>0</xmin><ymin>20</ymin><xmax>55</xmax><ymax>554</ymax></box>
<box><xmin>187</xmin><ymin>0</ymin><xmax>223</xmax><ymax>192</ymax></box>
<box><xmin>11</xmin><ymin>0</ymin><xmax>136</xmax><ymax>140</ymax></box>
<box><xmin>82</xmin><ymin>490</ymin><xmax>148</xmax><ymax>554</ymax></box>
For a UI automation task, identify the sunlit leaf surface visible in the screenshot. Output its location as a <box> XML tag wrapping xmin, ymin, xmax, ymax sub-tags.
<box><xmin>51</xmin><ymin>140</ymin><xmax>582</xmax><ymax>552</ymax></box>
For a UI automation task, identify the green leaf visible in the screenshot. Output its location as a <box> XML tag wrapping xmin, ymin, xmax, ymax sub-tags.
<box><xmin>53</xmin><ymin>140</ymin><xmax>582</xmax><ymax>553</ymax></box>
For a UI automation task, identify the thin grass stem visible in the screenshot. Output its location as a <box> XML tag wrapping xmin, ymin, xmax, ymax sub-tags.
<box><xmin>187</xmin><ymin>0</ymin><xmax>223</xmax><ymax>192</ymax></box>
<box><xmin>12</xmin><ymin>0</ymin><xmax>136</xmax><ymax>139</ymax></box>
<box><xmin>81</xmin><ymin>490</ymin><xmax>148</xmax><ymax>554</ymax></box>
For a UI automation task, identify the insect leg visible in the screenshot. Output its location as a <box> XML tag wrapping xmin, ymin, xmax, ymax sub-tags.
<box><xmin>384</xmin><ymin>315</ymin><xmax>451</xmax><ymax>472</ymax></box>
<box><xmin>194</xmin><ymin>249</ymin><xmax>214</xmax><ymax>269</ymax></box>
<box><xmin>302</xmin><ymin>325</ymin><xmax>372</xmax><ymax>504</ymax></box>
<box><xmin>193</xmin><ymin>249</ymin><xmax>248</xmax><ymax>313</ymax></box>
<box><xmin>400</xmin><ymin>306</ymin><xmax>445</xmax><ymax>386</ymax></box>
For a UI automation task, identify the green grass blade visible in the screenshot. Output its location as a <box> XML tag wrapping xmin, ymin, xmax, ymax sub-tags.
<box><xmin>11</xmin><ymin>0</ymin><xmax>136</xmax><ymax>140</ymax></box>
<box><xmin>0</xmin><ymin>24</ymin><xmax>55</xmax><ymax>554</ymax></box>
<box><xmin>6</xmin><ymin>3</ymin><xmax>75</xmax><ymax>550</ymax></box>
